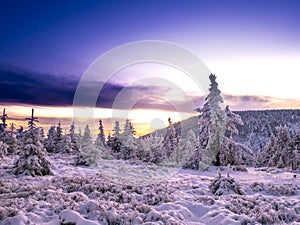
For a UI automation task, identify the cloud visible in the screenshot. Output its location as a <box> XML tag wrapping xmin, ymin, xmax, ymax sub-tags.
<box><xmin>223</xmin><ymin>94</ymin><xmax>300</xmax><ymax>110</ymax></box>
<box><xmin>1</xmin><ymin>65</ymin><xmax>299</xmax><ymax>112</ymax></box>
<box><xmin>0</xmin><ymin>65</ymin><xmax>77</xmax><ymax>106</ymax></box>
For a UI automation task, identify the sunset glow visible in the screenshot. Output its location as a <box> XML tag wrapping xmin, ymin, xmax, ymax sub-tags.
<box><xmin>1</xmin><ymin>0</ymin><xmax>299</xmax><ymax>136</ymax></box>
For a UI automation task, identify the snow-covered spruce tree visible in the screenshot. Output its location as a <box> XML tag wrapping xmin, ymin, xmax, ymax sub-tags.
<box><xmin>220</xmin><ymin>106</ymin><xmax>253</xmax><ymax>166</ymax></box>
<box><xmin>119</xmin><ymin>119</ymin><xmax>138</xmax><ymax>160</ymax></box>
<box><xmin>184</xmin><ymin>102</ymin><xmax>210</xmax><ymax>169</ymax></box>
<box><xmin>209</xmin><ymin>171</ymin><xmax>246</xmax><ymax>196</ymax></box>
<box><xmin>269</xmin><ymin>125</ymin><xmax>291</xmax><ymax>168</ymax></box>
<box><xmin>69</xmin><ymin>121</ymin><xmax>79</xmax><ymax>151</ymax></box>
<box><xmin>77</xmin><ymin>125</ymin><xmax>101</xmax><ymax>166</ymax></box>
<box><xmin>44</xmin><ymin>126</ymin><xmax>57</xmax><ymax>152</ymax></box>
<box><xmin>94</xmin><ymin>120</ymin><xmax>110</xmax><ymax>159</ymax></box>
<box><xmin>54</xmin><ymin>121</ymin><xmax>63</xmax><ymax>152</ymax></box>
<box><xmin>0</xmin><ymin>130</ymin><xmax>18</xmax><ymax>154</ymax></box>
<box><xmin>95</xmin><ymin>119</ymin><xmax>106</xmax><ymax>148</ymax></box>
<box><xmin>178</xmin><ymin>129</ymin><xmax>198</xmax><ymax>166</ymax></box>
<box><xmin>4</xmin><ymin>133</ymin><xmax>17</xmax><ymax>154</ymax></box>
<box><xmin>0</xmin><ymin>141</ymin><xmax>8</xmax><ymax>158</ymax></box>
<box><xmin>258</xmin><ymin>133</ymin><xmax>275</xmax><ymax>166</ymax></box>
<box><xmin>0</xmin><ymin>108</ymin><xmax>8</xmax><ymax>132</ymax></box>
<box><xmin>160</xmin><ymin>117</ymin><xmax>179</xmax><ymax>164</ymax></box>
<box><xmin>57</xmin><ymin>134</ymin><xmax>73</xmax><ymax>153</ymax></box>
<box><xmin>186</xmin><ymin>74</ymin><xmax>252</xmax><ymax>169</ymax></box>
<box><xmin>13</xmin><ymin>128</ymin><xmax>52</xmax><ymax>176</ymax></box>
<box><xmin>291</xmin><ymin>129</ymin><xmax>300</xmax><ymax>150</ymax></box>
<box><xmin>138</xmin><ymin>134</ymin><xmax>164</xmax><ymax>163</ymax></box>
<box><xmin>110</xmin><ymin>121</ymin><xmax>122</xmax><ymax>158</ymax></box>
<box><xmin>197</xmin><ymin>74</ymin><xmax>225</xmax><ymax>169</ymax></box>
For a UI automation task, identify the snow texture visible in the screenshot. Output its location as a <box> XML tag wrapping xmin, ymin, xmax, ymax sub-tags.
<box><xmin>1</xmin><ymin>152</ymin><xmax>300</xmax><ymax>225</ymax></box>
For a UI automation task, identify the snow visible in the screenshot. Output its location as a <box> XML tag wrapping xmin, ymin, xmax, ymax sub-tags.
<box><xmin>1</xmin><ymin>154</ymin><xmax>300</xmax><ymax>224</ymax></box>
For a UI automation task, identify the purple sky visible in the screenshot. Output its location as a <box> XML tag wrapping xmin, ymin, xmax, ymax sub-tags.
<box><xmin>0</xmin><ymin>0</ymin><xmax>300</xmax><ymax>110</ymax></box>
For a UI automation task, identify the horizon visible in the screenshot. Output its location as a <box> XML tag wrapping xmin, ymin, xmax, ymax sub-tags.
<box><xmin>1</xmin><ymin>0</ymin><xmax>299</xmax><ymax>135</ymax></box>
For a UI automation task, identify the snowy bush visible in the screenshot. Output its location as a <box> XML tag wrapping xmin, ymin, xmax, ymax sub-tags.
<box><xmin>209</xmin><ymin>174</ymin><xmax>246</xmax><ymax>196</ymax></box>
<box><xmin>224</xmin><ymin>195</ymin><xmax>300</xmax><ymax>224</ymax></box>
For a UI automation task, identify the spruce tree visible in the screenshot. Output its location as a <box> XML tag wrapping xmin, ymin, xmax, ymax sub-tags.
<box><xmin>271</xmin><ymin>125</ymin><xmax>291</xmax><ymax>167</ymax></box>
<box><xmin>44</xmin><ymin>126</ymin><xmax>57</xmax><ymax>152</ymax></box>
<box><xmin>13</xmin><ymin>128</ymin><xmax>52</xmax><ymax>176</ymax></box>
<box><xmin>95</xmin><ymin>120</ymin><xmax>106</xmax><ymax>148</ymax></box>
<box><xmin>0</xmin><ymin>141</ymin><xmax>8</xmax><ymax>158</ymax></box>
<box><xmin>120</xmin><ymin>119</ymin><xmax>137</xmax><ymax>159</ymax></box>
<box><xmin>25</xmin><ymin>109</ymin><xmax>38</xmax><ymax>130</ymax></box>
<box><xmin>0</xmin><ymin>108</ymin><xmax>8</xmax><ymax>132</ymax></box>
<box><xmin>198</xmin><ymin>74</ymin><xmax>225</xmax><ymax>169</ymax></box>
<box><xmin>110</xmin><ymin>121</ymin><xmax>122</xmax><ymax>156</ymax></box>
<box><xmin>161</xmin><ymin>118</ymin><xmax>178</xmax><ymax>162</ymax></box>
<box><xmin>69</xmin><ymin>121</ymin><xmax>79</xmax><ymax>151</ymax></box>
<box><xmin>77</xmin><ymin>125</ymin><xmax>101</xmax><ymax>166</ymax></box>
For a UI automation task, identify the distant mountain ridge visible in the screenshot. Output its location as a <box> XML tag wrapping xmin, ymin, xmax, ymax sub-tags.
<box><xmin>147</xmin><ymin>109</ymin><xmax>300</xmax><ymax>152</ymax></box>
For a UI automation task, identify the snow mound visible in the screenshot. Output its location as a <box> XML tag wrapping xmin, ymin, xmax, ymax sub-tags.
<box><xmin>60</xmin><ymin>209</ymin><xmax>99</xmax><ymax>225</ymax></box>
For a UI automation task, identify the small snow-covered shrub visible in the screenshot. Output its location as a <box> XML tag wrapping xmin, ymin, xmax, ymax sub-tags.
<box><xmin>264</xmin><ymin>183</ymin><xmax>299</xmax><ymax>196</ymax></box>
<box><xmin>232</xmin><ymin>165</ymin><xmax>248</xmax><ymax>172</ymax></box>
<box><xmin>224</xmin><ymin>195</ymin><xmax>300</xmax><ymax>224</ymax></box>
<box><xmin>0</xmin><ymin>206</ymin><xmax>18</xmax><ymax>220</ymax></box>
<box><xmin>250</xmin><ymin>182</ymin><xmax>299</xmax><ymax>196</ymax></box>
<box><xmin>209</xmin><ymin>175</ymin><xmax>246</xmax><ymax>196</ymax></box>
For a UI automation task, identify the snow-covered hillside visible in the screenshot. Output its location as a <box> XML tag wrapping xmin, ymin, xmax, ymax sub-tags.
<box><xmin>1</xmin><ymin>154</ymin><xmax>299</xmax><ymax>225</ymax></box>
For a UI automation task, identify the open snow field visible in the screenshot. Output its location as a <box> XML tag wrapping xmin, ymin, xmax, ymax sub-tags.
<box><xmin>1</xmin><ymin>154</ymin><xmax>300</xmax><ymax>225</ymax></box>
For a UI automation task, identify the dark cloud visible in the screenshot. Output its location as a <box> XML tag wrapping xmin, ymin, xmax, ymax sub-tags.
<box><xmin>0</xmin><ymin>65</ymin><xmax>77</xmax><ymax>106</ymax></box>
<box><xmin>0</xmin><ymin>65</ymin><xmax>177</xmax><ymax>110</ymax></box>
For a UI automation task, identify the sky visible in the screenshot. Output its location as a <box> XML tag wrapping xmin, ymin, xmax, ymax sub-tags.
<box><xmin>0</xmin><ymin>0</ymin><xmax>300</xmax><ymax>135</ymax></box>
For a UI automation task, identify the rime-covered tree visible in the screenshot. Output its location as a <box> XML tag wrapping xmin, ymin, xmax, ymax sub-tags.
<box><xmin>259</xmin><ymin>126</ymin><xmax>291</xmax><ymax>168</ymax></box>
<box><xmin>59</xmin><ymin>135</ymin><xmax>73</xmax><ymax>153</ymax></box>
<box><xmin>138</xmin><ymin>134</ymin><xmax>164</xmax><ymax>163</ymax></box>
<box><xmin>0</xmin><ymin>108</ymin><xmax>8</xmax><ymax>132</ymax></box>
<box><xmin>270</xmin><ymin>125</ymin><xmax>291</xmax><ymax>167</ymax></box>
<box><xmin>69</xmin><ymin>121</ymin><xmax>79</xmax><ymax>151</ymax></box>
<box><xmin>3</xmin><ymin>133</ymin><xmax>17</xmax><ymax>154</ymax></box>
<box><xmin>10</xmin><ymin>122</ymin><xmax>16</xmax><ymax>132</ymax></box>
<box><xmin>224</xmin><ymin>105</ymin><xmax>243</xmax><ymax>137</ymax></box>
<box><xmin>44</xmin><ymin>126</ymin><xmax>57</xmax><ymax>152</ymax></box>
<box><xmin>25</xmin><ymin>109</ymin><xmax>38</xmax><ymax>130</ymax></box>
<box><xmin>0</xmin><ymin>141</ymin><xmax>8</xmax><ymax>158</ymax></box>
<box><xmin>220</xmin><ymin>106</ymin><xmax>253</xmax><ymax>166</ymax></box>
<box><xmin>291</xmin><ymin>129</ymin><xmax>300</xmax><ymax>150</ymax></box>
<box><xmin>182</xmin><ymin>130</ymin><xmax>202</xmax><ymax>169</ymax></box>
<box><xmin>204</xmin><ymin>74</ymin><xmax>225</xmax><ymax>167</ymax></box>
<box><xmin>57</xmin><ymin>121</ymin><xmax>63</xmax><ymax>140</ymax></box>
<box><xmin>106</xmin><ymin>132</ymin><xmax>112</xmax><ymax>147</ymax></box>
<box><xmin>119</xmin><ymin>119</ymin><xmax>138</xmax><ymax>159</ymax></box>
<box><xmin>185</xmin><ymin>102</ymin><xmax>211</xmax><ymax>169</ymax></box>
<box><xmin>110</xmin><ymin>121</ymin><xmax>122</xmax><ymax>156</ymax></box>
<box><xmin>77</xmin><ymin>125</ymin><xmax>101</xmax><ymax>166</ymax></box>
<box><xmin>13</xmin><ymin>128</ymin><xmax>52</xmax><ymax>176</ymax></box>
<box><xmin>95</xmin><ymin>120</ymin><xmax>106</xmax><ymax>148</ymax></box>
<box><xmin>194</xmin><ymin>74</ymin><xmax>225</xmax><ymax>169</ymax></box>
<box><xmin>259</xmin><ymin>133</ymin><xmax>275</xmax><ymax>166</ymax></box>
<box><xmin>161</xmin><ymin>118</ymin><xmax>178</xmax><ymax>163</ymax></box>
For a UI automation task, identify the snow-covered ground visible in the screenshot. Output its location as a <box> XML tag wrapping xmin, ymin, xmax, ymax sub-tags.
<box><xmin>1</xmin><ymin>154</ymin><xmax>300</xmax><ymax>225</ymax></box>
